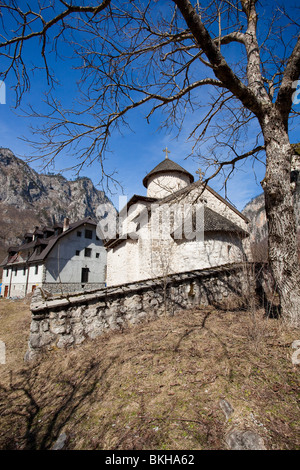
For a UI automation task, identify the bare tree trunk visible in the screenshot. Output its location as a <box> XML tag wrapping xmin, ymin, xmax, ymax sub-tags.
<box><xmin>261</xmin><ymin>110</ymin><xmax>300</xmax><ymax>326</ymax></box>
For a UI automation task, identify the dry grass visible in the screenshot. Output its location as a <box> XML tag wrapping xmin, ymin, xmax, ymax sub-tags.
<box><xmin>0</xmin><ymin>298</ymin><xmax>299</xmax><ymax>450</ymax></box>
<box><xmin>0</xmin><ymin>296</ymin><xmax>32</xmax><ymax>370</ymax></box>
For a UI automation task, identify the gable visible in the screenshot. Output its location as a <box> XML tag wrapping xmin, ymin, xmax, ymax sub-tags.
<box><xmin>158</xmin><ymin>179</ymin><xmax>249</xmax><ymax>225</ymax></box>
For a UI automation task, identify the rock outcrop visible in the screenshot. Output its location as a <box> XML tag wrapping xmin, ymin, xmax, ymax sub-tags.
<box><xmin>0</xmin><ymin>147</ymin><xmax>114</xmax><ymax>263</ymax></box>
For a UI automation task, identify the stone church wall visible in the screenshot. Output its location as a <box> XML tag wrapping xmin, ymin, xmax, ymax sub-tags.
<box><xmin>25</xmin><ymin>263</ymin><xmax>254</xmax><ymax>361</ymax></box>
<box><xmin>189</xmin><ymin>185</ymin><xmax>249</xmax><ymax>232</ymax></box>
<box><xmin>107</xmin><ymin>208</ymin><xmax>249</xmax><ymax>286</ymax></box>
<box><xmin>107</xmin><ymin>183</ymin><xmax>251</xmax><ymax>286</ymax></box>
<box><xmin>147</xmin><ymin>171</ymin><xmax>192</xmax><ymax>198</ymax></box>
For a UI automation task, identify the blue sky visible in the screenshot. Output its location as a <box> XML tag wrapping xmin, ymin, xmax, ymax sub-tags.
<box><xmin>0</xmin><ymin>97</ymin><xmax>268</xmax><ymax>212</ymax></box>
<box><xmin>0</xmin><ymin>0</ymin><xmax>299</xmax><ymax>212</ymax></box>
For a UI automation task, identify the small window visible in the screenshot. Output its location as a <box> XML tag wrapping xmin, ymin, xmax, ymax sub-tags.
<box><xmin>14</xmin><ymin>267</ymin><xmax>18</xmax><ymax>276</ymax></box>
<box><xmin>23</xmin><ymin>267</ymin><xmax>26</xmax><ymax>276</ymax></box>
<box><xmin>76</xmin><ymin>250</ymin><xmax>80</xmax><ymax>256</ymax></box>
<box><xmin>85</xmin><ymin>229</ymin><xmax>93</xmax><ymax>239</ymax></box>
<box><xmin>6</xmin><ymin>269</ymin><xmax>9</xmax><ymax>277</ymax></box>
<box><xmin>84</xmin><ymin>248</ymin><xmax>92</xmax><ymax>257</ymax></box>
<box><xmin>77</xmin><ymin>231</ymin><xmax>82</xmax><ymax>237</ymax></box>
<box><xmin>81</xmin><ymin>267</ymin><xmax>89</xmax><ymax>283</ymax></box>
<box><xmin>95</xmin><ymin>253</ymin><xmax>100</xmax><ymax>259</ymax></box>
<box><xmin>35</xmin><ymin>265</ymin><xmax>39</xmax><ymax>275</ymax></box>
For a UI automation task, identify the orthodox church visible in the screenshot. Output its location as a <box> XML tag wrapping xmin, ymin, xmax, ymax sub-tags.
<box><xmin>105</xmin><ymin>150</ymin><xmax>250</xmax><ymax>286</ymax></box>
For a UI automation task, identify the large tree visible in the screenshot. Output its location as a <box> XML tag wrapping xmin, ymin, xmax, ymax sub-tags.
<box><xmin>0</xmin><ymin>0</ymin><xmax>299</xmax><ymax>324</ymax></box>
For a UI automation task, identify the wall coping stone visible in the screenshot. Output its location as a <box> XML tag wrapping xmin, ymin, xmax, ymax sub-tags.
<box><xmin>31</xmin><ymin>262</ymin><xmax>250</xmax><ymax>314</ymax></box>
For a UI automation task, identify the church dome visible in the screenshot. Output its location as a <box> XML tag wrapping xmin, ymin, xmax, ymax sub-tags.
<box><xmin>143</xmin><ymin>157</ymin><xmax>194</xmax><ymax>198</ymax></box>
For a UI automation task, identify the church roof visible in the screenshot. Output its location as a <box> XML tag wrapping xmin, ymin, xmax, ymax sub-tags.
<box><xmin>204</xmin><ymin>206</ymin><xmax>246</xmax><ymax>233</ymax></box>
<box><xmin>143</xmin><ymin>158</ymin><xmax>194</xmax><ymax>188</ymax></box>
<box><xmin>105</xmin><ymin>203</ymin><xmax>248</xmax><ymax>250</ymax></box>
<box><xmin>171</xmin><ymin>205</ymin><xmax>248</xmax><ymax>240</ymax></box>
<box><xmin>119</xmin><ymin>194</ymin><xmax>158</xmax><ymax>216</ymax></box>
<box><xmin>159</xmin><ymin>179</ymin><xmax>249</xmax><ymax>223</ymax></box>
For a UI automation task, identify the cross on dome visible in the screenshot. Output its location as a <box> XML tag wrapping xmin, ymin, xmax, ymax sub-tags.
<box><xmin>196</xmin><ymin>168</ymin><xmax>205</xmax><ymax>182</ymax></box>
<box><xmin>163</xmin><ymin>147</ymin><xmax>170</xmax><ymax>159</ymax></box>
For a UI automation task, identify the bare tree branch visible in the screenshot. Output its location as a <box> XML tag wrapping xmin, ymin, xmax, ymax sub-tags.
<box><xmin>173</xmin><ymin>0</ymin><xmax>263</xmax><ymax>114</ymax></box>
<box><xmin>276</xmin><ymin>35</ymin><xmax>300</xmax><ymax>125</ymax></box>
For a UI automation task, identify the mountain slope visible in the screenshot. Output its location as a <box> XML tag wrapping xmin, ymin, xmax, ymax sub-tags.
<box><xmin>0</xmin><ymin>147</ymin><xmax>114</xmax><ymax>264</ymax></box>
<box><xmin>242</xmin><ymin>193</ymin><xmax>267</xmax><ymax>244</ymax></box>
<box><xmin>242</xmin><ymin>185</ymin><xmax>300</xmax><ymax>261</ymax></box>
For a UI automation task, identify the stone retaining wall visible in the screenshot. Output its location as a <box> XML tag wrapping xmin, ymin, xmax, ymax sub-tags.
<box><xmin>25</xmin><ymin>263</ymin><xmax>254</xmax><ymax>361</ymax></box>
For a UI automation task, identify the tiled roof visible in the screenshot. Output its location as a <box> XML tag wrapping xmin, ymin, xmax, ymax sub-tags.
<box><xmin>158</xmin><ymin>179</ymin><xmax>249</xmax><ymax>223</ymax></box>
<box><xmin>172</xmin><ymin>205</ymin><xmax>248</xmax><ymax>239</ymax></box>
<box><xmin>1</xmin><ymin>217</ymin><xmax>97</xmax><ymax>267</ymax></box>
<box><xmin>119</xmin><ymin>194</ymin><xmax>158</xmax><ymax>216</ymax></box>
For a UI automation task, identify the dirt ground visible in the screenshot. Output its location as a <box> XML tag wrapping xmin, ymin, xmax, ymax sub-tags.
<box><xmin>0</xmin><ymin>297</ymin><xmax>299</xmax><ymax>450</ymax></box>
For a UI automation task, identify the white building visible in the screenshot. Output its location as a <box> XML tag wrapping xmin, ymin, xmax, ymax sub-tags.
<box><xmin>1</xmin><ymin>217</ymin><xmax>106</xmax><ymax>297</ymax></box>
<box><xmin>105</xmin><ymin>156</ymin><xmax>250</xmax><ymax>286</ymax></box>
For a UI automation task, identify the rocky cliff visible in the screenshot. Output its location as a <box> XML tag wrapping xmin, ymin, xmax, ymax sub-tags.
<box><xmin>242</xmin><ymin>156</ymin><xmax>300</xmax><ymax>262</ymax></box>
<box><xmin>242</xmin><ymin>193</ymin><xmax>268</xmax><ymax>244</ymax></box>
<box><xmin>0</xmin><ymin>147</ymin><xmax>114</xmax><ymax>263</ymax></box>
<box><xmin>243</xmin><ymin>147</ymin><xmax>300</xmax><ymax>244</ymax></box>
<box><xmin>243</xmin><ymin>176</ymin><xmax>300</xmax><ymax>245</ymax></box>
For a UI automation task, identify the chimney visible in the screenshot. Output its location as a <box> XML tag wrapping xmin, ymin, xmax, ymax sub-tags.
<box><xmin>33</xmin><ymin>226</ymin><xmax>39</xmax><ymax>241</ymax></box>
<box><xmin>63</xmin><ymin>217</ymin><xmax>70</xmax><ymax>232</ymax></box>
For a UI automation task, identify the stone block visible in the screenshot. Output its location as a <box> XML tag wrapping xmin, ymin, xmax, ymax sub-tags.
<box><xmin>225</xmin><ymin>428</ymin><xmax>266</xmax><ymax>450</ymax></box>
<box><xmin>39</xmin><ymin>331</ymin><xmax>55</xmax><ymax>347</ymax></box>
<box><xmin>30</xmin><ymin>333</ymin><xmax>41</xmax><ymax>349</ymax></box>
<box><xmin>57</xmin><ymin>335</ymin><xmax>74</xmax><ymax>349</ymax></box>
<box><xmin>124</xmin><ymin>295</ymin><xmax>143</xmax><ymax>311</ymax></box>
<box><xmin>50</xmin><ymin>322</ymin><xmax>66</xmax><ymax>335</ymax></box>
<box><xmin>41</xmin><ymin>320</ymin><xmax>49</xmax><ymax>332</ymax></box>
<box><xmin>30</xmin><ymin>321</ymin><xmax>40</xmax><ymax>334</ymax></box>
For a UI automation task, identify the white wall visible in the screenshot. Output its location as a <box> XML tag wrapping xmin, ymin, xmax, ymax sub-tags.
<box><xmin>2</xmin><ymin>224</ymin><xmax>107</xmax><ymax>297</ymax></box>
<box><xmin>147</xmin><ymin>171</ymin><xmax>191</xmax><ymax>198</ymax></box>
<box><xmin>107</xmin><ymin>188</ymin><xmax>249</xmax><ymax>286</ymax></box>
<box><xmin>27</xmin><ymin>264</ymin><xmax>44</xmax><ymax>293</ymax></box>
<box><xmin>1</xmin><ymin>264</ymin><xmax>44</xmax><ymax>297</ymax></box>
<box><xmin>120</xmin><ymin>202</ymin><xmax>149</xmax><ymax>235</ymax></box>
<box><xmin>108</xmin><ymin>232</ymin><xmax>246</xmax><ymax>287</ymax></box>
<box><xmin>44</xmin><ymin>224</ymin><xmax>106</xmax><ymax>284</ymax></box>
<box><xmin>106</xmin><ymin>239</ymin><xmax>139</xmax><ymax>286</ymax></box>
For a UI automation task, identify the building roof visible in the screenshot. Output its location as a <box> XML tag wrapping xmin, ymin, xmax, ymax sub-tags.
<box><xmin>159</xmin><ymin>178</ymin><xmax>249</xmax><ymax>223</ymax></box>
<box><xmin>105</xmin><ymin>175</ymin><xmax>249</xmax><ymax>249</ymax></box>
<box><xmin>172</xmin><ymin>205</ymin><xmax>248</xmax><ymax>240</ymax></box>
<box><xmin>142</xmin><ymin>158</ymin><xmax>194</xmax><ymax>188</ymax></box>
<box><xmin>119</xmin><ymin>194</ymin><xmax>158</xmax><ymax>216</ymax></box>
<box><xmin>1</xmin><ymin>217</ymin><xmax>97</xmax><ymax>267</ymax></box>
<box><xmin>142</xmin><ymin>159</ymin><xmax>248</xmax><ymax>223</ymax></box>
<box><xmin>105</xmin><ymin>201</ymin><xmax>248</xmax><ymax>251</ymax></box>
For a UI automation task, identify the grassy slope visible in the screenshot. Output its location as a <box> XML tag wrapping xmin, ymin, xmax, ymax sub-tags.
<box><xmin>0</xmin><ymin>298</ymin><xmax>299</xmax><ymax>450</ymax></box>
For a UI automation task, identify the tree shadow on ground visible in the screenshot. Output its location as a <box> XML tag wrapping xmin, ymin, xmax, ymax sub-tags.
<box><xmin>0</xmin><ymin>354</ymin><xmax>117</xmax><ymax>450</ymax></box>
